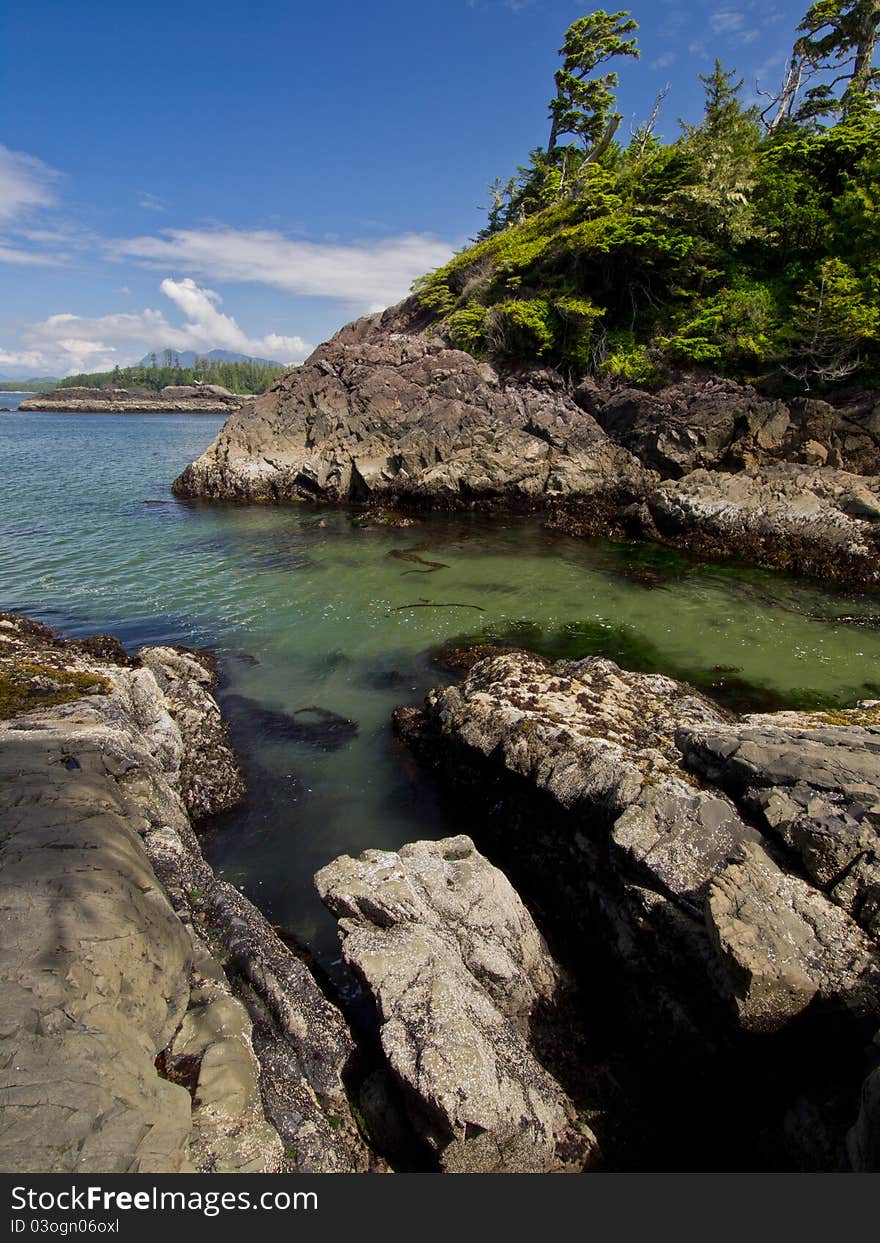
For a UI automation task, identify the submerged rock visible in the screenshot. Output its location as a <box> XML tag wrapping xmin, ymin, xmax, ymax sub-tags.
<box><xmin>222</xmin><ymin>693</ymin><xmax>358</xmax><ymax>750</ymax></box>
<box><xmin>316</xmin><ymin>835</ymin><xmax>598</xmax><ymax>1173</ymax></box>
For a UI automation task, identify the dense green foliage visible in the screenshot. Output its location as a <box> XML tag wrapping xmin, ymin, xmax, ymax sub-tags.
<box><xmin>54</xmin><ymin>357</ymin><xmax>285</xmax><ymax>395</ymax></box>
<box><xmin>0</xmin><ymin>378</ymin><xmax>59</xmax><ymax>392</ymax></box>
<box><xmin>416</xmin><ymin>7</ymin><xmax>880</xmax><ymax>389</ymax></box>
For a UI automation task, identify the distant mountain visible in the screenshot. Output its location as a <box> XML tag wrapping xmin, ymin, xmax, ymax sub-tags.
<box><xmin>137</xmin><ymin>349</ymin><xmax>284</xmax><ymax>369</ymax></box>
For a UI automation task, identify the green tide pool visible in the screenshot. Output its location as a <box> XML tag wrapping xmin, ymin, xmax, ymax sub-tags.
<box><xmin>2</xmin><ymin>410</ymin><xmax>879</xmax><ymax>972</ymax></box>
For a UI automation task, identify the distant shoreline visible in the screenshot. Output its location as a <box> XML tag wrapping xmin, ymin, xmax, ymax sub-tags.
<box><xmin>18</xmin><ymin>385</ymin><xmax>244</xmax><ymax>415</ymax></box>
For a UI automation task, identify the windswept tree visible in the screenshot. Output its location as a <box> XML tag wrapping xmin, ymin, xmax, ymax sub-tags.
<box><xmin>547</xmin><ymin>10</ymin><xmax>640</xmax><ymax>156</ymax></box>
<box><xmin>760</xmin><ymin>3</ymin><xmax>879</xmax><ymax>132</ymax></box>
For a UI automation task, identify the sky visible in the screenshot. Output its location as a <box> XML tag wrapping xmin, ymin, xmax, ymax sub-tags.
<box><xmin>0</xmin><ymin>0</ymin><xmax>813</xmax><ymax>378</ymax></box>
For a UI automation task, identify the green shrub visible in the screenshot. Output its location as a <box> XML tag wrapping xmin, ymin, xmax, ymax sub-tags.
<box><xmin>447</xmin><ymin>305</ymin><xmax>489</xmax><ymax>353</ymax></box>
<box><xmin>485</xmin><ymin>298</ymin><xmax>557</xmax><ymax>359</ymax></box>
<box><xmin>599</xmin><ymin>331</ymin><xmax>662</xmax><ymax>385</ymax></box>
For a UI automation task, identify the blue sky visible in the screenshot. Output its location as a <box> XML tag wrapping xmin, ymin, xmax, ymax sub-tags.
<box><xmin>1</xmin><ymin>0</ymin><xmax>811</xmax><ymax>377</ymax></box>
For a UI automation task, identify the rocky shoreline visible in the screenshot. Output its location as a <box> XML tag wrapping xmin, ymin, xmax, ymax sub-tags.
<box><xmin>20</xmin><ymin>384</ymin><xmax>244</xmax><ymax>415</ymax></box>
<box><xmin>2</xmin><ymin>610</ymin><xmax>879</xmax><ymax>1172</ymax></box>
<box><xmin>171</xmin><ymin>302</ymin><xmax>880</xmax><ymax>586</ymax></box>
<box><xmin>392</xmin><ymin>649</ymin><xmax>880</xmax><ymax>1170</ymax></box>
<box><xmin>0</xmin><ymin>614</ymin><xmax>371</xmax><ymax>1173</ymax></box>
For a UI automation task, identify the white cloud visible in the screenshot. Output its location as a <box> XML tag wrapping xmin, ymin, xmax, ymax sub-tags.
<box><xmin>138</xmin><ymin>191</ymin><xmax>166</xmax><ymax>212</ymax></box>
<box><xmin>3</xmin><ymin>278</ymin><xmax>313</xmax><ymax>377</ymax></box>
<box><xmin>0</xmin><ymin>244</ymin><xmax>65</xmax><ymax>266</ymax></box>
<box><xmin>110</xmin><ymin>227</ymin><xmax>457</xmax><ymax>309</ymax></box>
<box><xmin>0</xmin><ymin>346</ymin><xmax>53</xmax><ymax>372</ymax></box>
<box><xmin>0</xmin><ymin>145</ymin><xmax>58</xmax><ymax>223</ymax></box>
<box><xmin>710</xmin><ymin>9</ymin><xmax>746</xmax><ymax>33</ymax></box>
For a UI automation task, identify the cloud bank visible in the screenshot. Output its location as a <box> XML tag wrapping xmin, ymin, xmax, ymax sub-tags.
<box><xmin>3</xmin><ymin>278</ymin><xmax>314</xmax><ymax>376</ymax></box>
<box><xmin>111</xmin><ymin>227</ymin><xmax>456</xmax><ymax>309</ymax></box>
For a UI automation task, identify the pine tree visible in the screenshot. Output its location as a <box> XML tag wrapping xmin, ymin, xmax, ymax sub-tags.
<box><xmin>547</xmin><ymin>10</ymin><xmax>640</xmax><ymax>155</ymax></box>
<box><xmin>795</xmin><ymin>2</ymin><xmax>880</xmax><ymax>123</ymax></box>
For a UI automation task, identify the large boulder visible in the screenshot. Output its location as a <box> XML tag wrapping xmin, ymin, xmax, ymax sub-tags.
<box><xmin>316</xmin><ymin>835</ymin><xmax>598</xmax><ymax>1173</ymax></box>
<box><xmin>172</xmin><ymin>322</ymin><xmax>651</xmax><ymax>526</ymax></box>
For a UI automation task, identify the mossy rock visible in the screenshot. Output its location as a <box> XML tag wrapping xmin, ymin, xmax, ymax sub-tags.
<box><xmin>0</xmin><ymin>660</ymin><xmax>111</xmax><ymax>720</ymax></box>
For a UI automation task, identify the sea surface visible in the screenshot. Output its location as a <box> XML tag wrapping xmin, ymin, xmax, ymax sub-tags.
<box><xmin>2</xmin><ymin>410</ymin><xmax>880</xmax><ymax>972</ymax></box>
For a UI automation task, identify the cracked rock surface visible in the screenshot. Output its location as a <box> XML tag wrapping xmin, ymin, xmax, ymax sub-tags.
<box><xmin>392</xmin><ymin>649</ymin><xmax>880</xmax><ymax>1168</ymax></box>
<box><xmin>316</xmin><ymin>835</ymin><xmax>598</xmax><ymax>1173</ymax></box>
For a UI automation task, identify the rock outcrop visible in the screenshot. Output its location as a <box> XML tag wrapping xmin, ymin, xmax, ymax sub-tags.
<box><xmin>172</xmin><ymin>304</ymin><xmax>880</xmax><ymax>584</ymax></box>
<box><xmin>0</xmin><ymin>614</ymin><xmax>371</xmax><ymax>1174</ymax></box>
<box><xmin>316</xmin><ymin>835</ymin><xmax>598</xmax><ymax>1173</ymax></box>
<box><xmin>679</xmin><ymin>703</ymin><xmax>880</xmax><ymax>938</ymax></box>
<box><xmin>633</xmin><ymin>465</ymin><xmax>880</xmax><ymax>585</ymax></box>
<box><xmin>172</xmin><ymin>323</ymin><xmax>652</xmax><ymax>527</ymax></box>
<box><xmin>576</xmin><ymin>376</ymin><xmax>880</xmax><ymax>479</ymax></box>
<box><xmin>19</xmin><ymin>386</ymin><xmax>242</xmax><ymax>414</ymax></box>
<box><xmin>393</xmin><ymin>649</ymin><xmax>880</xmax><ymax>1168</ymax></box>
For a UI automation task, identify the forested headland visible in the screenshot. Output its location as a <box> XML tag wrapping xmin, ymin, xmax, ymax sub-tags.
<box><xmin>53</xmin><ymin>355</ymin><xmax>286</xmax><ymax>395</ymax></box>
<box><xmin>415</xmin><ymin>2</ymin><xmax>880</xmax><ymax>392</ymax></box>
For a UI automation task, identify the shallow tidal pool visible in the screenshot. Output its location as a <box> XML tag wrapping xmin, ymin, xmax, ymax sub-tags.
<box><xmin>2</xmin><ymin>410</ymin><xmax>879</xmax><ymax>968</ymax></box>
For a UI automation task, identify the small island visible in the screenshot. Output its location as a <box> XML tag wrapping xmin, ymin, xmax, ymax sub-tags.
<box><xmin>20</xmin><ymin>383</ymin><xmax>246</xmax><ymax>414</ymax></box>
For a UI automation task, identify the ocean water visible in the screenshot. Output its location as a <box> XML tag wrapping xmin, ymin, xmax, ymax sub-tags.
<box><xmin>2</xmin><ymin>410</ymin><xmax>879</xmax><ymax>970</ymax></box>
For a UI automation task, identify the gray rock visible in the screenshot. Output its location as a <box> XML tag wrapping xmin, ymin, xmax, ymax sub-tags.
<box><xmin>706</xmin><ymin>843</ymin><xmax>880</xmax><ymax>1034</ymax></box>
<box><xmin>0</xmin><ymin>614</ymin><xmax>369</xmax><ymax>1174</ymax></box>
<box><xmin>167</xmin><ymin>302</ymin><xmax>880</xmax><ymax>585</ymax></box>
<box><xmin>424</xmin><ymin>651</ymin><xmax>757</xmax><ymax>902</ymax></box>
<box><xmin>641</xmin><ymin>465</ymin><xmax>880</xmax><ymax>584</ymax></box>
<box><xmin>397</xmin><ymin>649</ymin><xmax>880</xmax><ymax>1067</ymax></box>
<box><xmin>678</xmin><ymin>704</ymin><xmax>880</xmax><ymax>934</ymax></box>
<box><xmin>316</xmin><ymin>836</ymin><xmax>597</xmax><ymax>1173</ymax></box>
<box><xmin>138</xmin><ymin>645</ymin><xmax>245</xmax><ymax>821</ymax></box>
<box><xmin>172</xmin><ymin>327</ymin><xmax>651</xmax><ymax>524</ymax></box>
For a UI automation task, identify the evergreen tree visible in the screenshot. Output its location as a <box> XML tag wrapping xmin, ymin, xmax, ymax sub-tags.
<box><xmin>795</xmin><ymin>1</ymin><xmax>880</xmax><ymax>123</ymax></box>
<box><xmin>675</xmin><ymin>62</ymin><xmax>763</xmax><ymax>244</ymax></box>
<box><xmin>547</xmin><ymin>11</ymin><xmax>640</xmax><ymax>154</ymax></box>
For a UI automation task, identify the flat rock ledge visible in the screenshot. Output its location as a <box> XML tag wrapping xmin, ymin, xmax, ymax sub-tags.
<box><xmin>393</xmin><ymin>650</ymin><xmax>880</xmax><ymax>1169</ymax></box>
<box><xmin>20</xmin><ymin>386</ymin><xmax>243</xmax><ymax>415</ymax></box>
<box><xmin>0</xmin><ymin>614</ymin><xmax>371</xmax><ymax>1174</ymax></box>
<box><xmin>172</xmin><ymin>310</ymin><xmax>880</xmax><ymax>585</ymax></box>
<box><xmin>316</xmin><ymin>835</ymin><xmax>598</xmax><ymax>1173</ymax></box>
